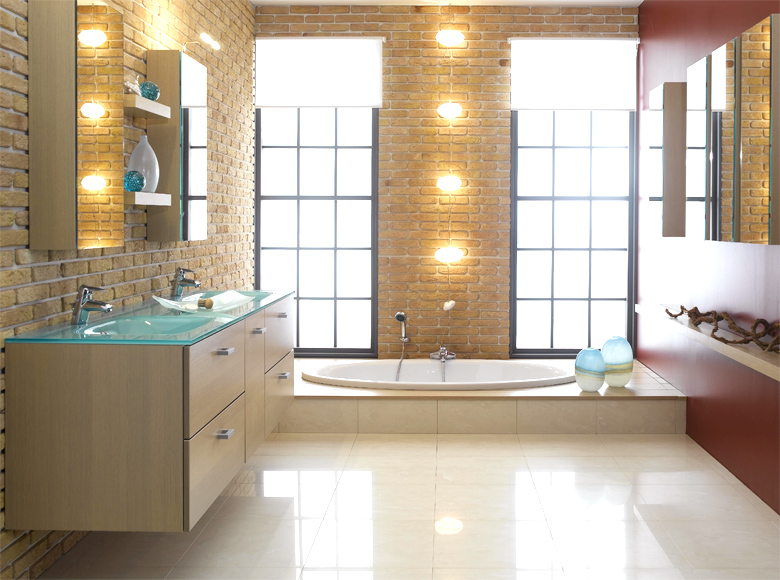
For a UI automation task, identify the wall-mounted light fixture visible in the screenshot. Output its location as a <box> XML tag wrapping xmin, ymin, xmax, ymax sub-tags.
<box><xmin>200</xmin><ymin>32</ymin><xmax>220</xmax><ymax>50</ymax></box>
<box><xmin>81</xmin><ymin>174</ymin><xmax>106</xmax><ymax>191</ymax></box>
<box><xmin>78</xmin><ymin>28</ymin><xmax>107</xmax><ymax>47</ymax></box>
<box><xmin>80</xmin><ymin>101</ymin><xmax>105</xmax><ymax>119</ymax></box>
<box><xmin>436</xmin><ymin>29</ymin><xmax>464</xmax><ymax>47</ymax></box>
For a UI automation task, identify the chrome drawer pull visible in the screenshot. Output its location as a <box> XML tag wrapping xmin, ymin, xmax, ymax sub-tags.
<box><xmin>279</xmin><ymin>372</ymin><xmax>291</xmax><ymax>380</ymax></box>
<box><xmin>278</xmin><ymin>312</ymin><xmax>288</xmax><ymax>318</ymax></box>
<box><xmin>216</xmin><ymin>347</ymin><xmax>235</xmax><ymax>356</ymax></box>
<box><xmin>216</xmin><ymin>428</ymin><xmax>235</xmax><ymax>440</ymax></box>
<box><xmin>252</xmin><ymin>327</ymin><xmax>267</xmax><ymax>334</ymax></box>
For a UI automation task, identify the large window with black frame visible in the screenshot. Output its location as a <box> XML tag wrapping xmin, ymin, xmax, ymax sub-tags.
<box><xmin>511</xmin><ymin>110</ymin><xmax>635</xmax><ymax>356</ymax></box>
<box><xmin>256</xmin><ymin>107</ymin><xmax>378</xmax><ymax>355</ymax></box>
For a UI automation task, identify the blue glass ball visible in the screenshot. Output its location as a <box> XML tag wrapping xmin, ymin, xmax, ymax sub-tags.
<box><xmin>139</xmin><ymin>81</ymin><xmax>160</xmax><ymax>101</ymax></box>
<box><xmin>574</xmin><ymin>348</ymin><xmax>605</xmax><ymax>392</ymax></box>
<box><xmin>124</xmin><ymin>170</ymin><xmax>146</xmax><ymax>192</ymax></box>
<box><xmin>602</xmin><ymin>336</ymin><xmax>634</xmax><ymax>387</ymax></box>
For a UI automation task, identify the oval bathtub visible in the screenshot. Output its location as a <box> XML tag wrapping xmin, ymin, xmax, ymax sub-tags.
<box><xmin>301</xmin><ymin>359</ymin><xmax>575</xmax><ymax>391</ymax></box>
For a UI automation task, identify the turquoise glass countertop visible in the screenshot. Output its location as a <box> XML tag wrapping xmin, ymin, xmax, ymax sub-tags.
<box><xmin>6</xmin><ymin>290</ymin><xmax>294</xmax><ymax>346</ymax></box>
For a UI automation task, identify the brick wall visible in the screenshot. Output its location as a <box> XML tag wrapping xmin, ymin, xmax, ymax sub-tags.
<box><xmin>721</xmin><ymin>39</ymin><xmax>736</xmax><ymax>241</ymax></box>
<box><xmin>0</xmin><ymin>0</ymin><xmax>255</xmax><ymax>578</ymax></box>
<box><xmin>256</xmin><ymin>5</ymin><xmax>638</xmax><ymax>359</ymax></box>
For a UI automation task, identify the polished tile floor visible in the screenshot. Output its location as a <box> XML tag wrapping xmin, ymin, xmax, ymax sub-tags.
<box><xmin>42</xmin><ymin>434</ymin><xmax>780</xmax><ymax>580</ymax></box>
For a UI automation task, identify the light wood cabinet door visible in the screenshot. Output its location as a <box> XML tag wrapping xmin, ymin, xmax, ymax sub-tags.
<box><xmin>265</xmin><ymin>350</ymin><xmax>294</xmax><ymax>438</ymax></box>
<box><xmin>244</xmin><ymin>310</ymin><xmax>266</xmax><ymax>459</ymax></box>
<box><xmin>185</xmin><ymin>321</ymin><xmax>246</xmax><ymax>438</ymax></box>
<box><xmin>265</xmin><ymin>295</ymin><xmax>294</xmax><ymax>373</ymax></box>
<box><xmin>185</xmin><ymin>394</ymin><xmax>245</xmax><ymax>531</ymax></box>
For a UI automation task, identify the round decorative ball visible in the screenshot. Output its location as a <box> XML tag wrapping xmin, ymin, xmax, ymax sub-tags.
<box><xmin>602</xmin><ymin>336</ymin><xmax>634</xmax><ymax>387</ymax></box>
<box><xmin>574</xmin><ymin>348</ymin><xmax>606</xmax><ymax>392</ymax></box>
<box><xmin>124</xmin><ymin>170</ymin><xmax>146</xmax><ymax>192</ymax></box>
<box><xmin>139</xmin><ymin>81</ymin><xmax>160</xmax><ymax>101</ymax></box>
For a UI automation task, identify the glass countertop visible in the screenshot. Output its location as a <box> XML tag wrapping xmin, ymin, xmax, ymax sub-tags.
<box><xmin>6</xmin><ymin>290</ymin><xmax>294</xmax><ymax>346</ymax></box>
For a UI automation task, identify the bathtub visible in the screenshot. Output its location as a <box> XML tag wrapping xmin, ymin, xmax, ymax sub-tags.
<box><xmin>301</xmin><ymin>359</ymin><xmax>575</xmax><ymax>391</ymax></box>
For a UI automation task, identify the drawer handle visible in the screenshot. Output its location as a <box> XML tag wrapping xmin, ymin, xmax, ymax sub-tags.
<box><xmin>216</xmin><ymin>428</ymin><xmax>235</xmax><ymax>440</ymax></box>
<box><xmin>252</xmin><ymin>327</ymin><xmax>267</xmax><ymax>334</ymax></box>
<box><xmin>216</xmin><ymin>347</ymin><xmax>235</xmax><ymax>356</ymax></box>
<box><xmin>279</xmin><ymin>372</ymin><xmax>291</xmax><ymax>380</ymax></box>
<box><xmin>278</xmin><ymin>312</ymin><xmax>288</xmax><ymax>318</ymax></box>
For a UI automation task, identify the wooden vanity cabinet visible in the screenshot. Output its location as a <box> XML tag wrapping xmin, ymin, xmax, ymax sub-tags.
<box><xmin>6</xmin><ymin>300</ymin><xmax>295</xmax><ymax>533</ymax></box>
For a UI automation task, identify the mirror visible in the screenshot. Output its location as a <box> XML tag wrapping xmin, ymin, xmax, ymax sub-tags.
<box><xmin>712</xmin><ymin>39</ymin><xmax>737</xmax><ymax>241</ymax></box>
<box><xmin>181</xmin><ymin>53</ymin><xmax>208</xmax><ymax>241</ymax></box>
<box><xmin>686</xmin><ymin>56</ymin><xmax>708</xmax><ymax>239</ymax></box>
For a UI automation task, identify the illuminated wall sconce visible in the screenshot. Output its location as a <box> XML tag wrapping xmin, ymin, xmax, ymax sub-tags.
<box><xmin>437</xmin><ymin>175</ymin><xmax>462</xmax><ymax>192</ymax></box>
<box><xmin>437</xmin><ymin>101</ymin><xmax>462</xmax><ymax>119</ymax></box>
<box><xmin>435</xmin><ymin>246</ymin><xmax>464</xmax><ymax>264</ymax></box>
<box><xmin>200</xmin><ymin>32</ymin><xmax>220</xmax><ymax>50</ymax></box>
<box><xmin>78</xmin><ymin>29</ymin><xmax>107</xmax><ymax>47</ymax></box>
<box><xmin>80</xmin><ymin>101</ymin><xmax>105</xmax><ymax>119</ymax></box>
<box><xmin>81</xmin><ymin>174</ymin><xmax>106</xmax><ymax>191</ymax></box>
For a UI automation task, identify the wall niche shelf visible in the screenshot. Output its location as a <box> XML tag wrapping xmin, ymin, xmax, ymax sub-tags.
<box><xmin>124</xmin><ymin>191</ymin><xmax>172</xmax><ymax>206</ymax></box>
<box><xmin>124</xmin><ymin>94</ymin><xmax>171</xmax><ymax>119</ymax></box>
<box><xmin>636</xmin><ymin>303</ymin><xmax>780</xmax><ymax>381</ymax></box>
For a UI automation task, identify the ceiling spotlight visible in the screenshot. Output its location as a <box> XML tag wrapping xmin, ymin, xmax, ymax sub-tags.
<box><xmin>78</xmin><ymin>29</ymin><xmax>107</xmax><ymax>47</ymax></box>
<box><xmin>80</xmin><ymin>102</ymin><xmax>105</xmax><ymax>119</ymax></box>
<box><xmin>436</xmin><ymin>29</ymin><xmax>465</xmax><ymax>47</ymax></box>
<box><xmin>437</xmin><ymin>102</ymin><xmax>462</xmax><ymax>119</ymax></box>
<box><xmin>437</xmin><ymin>175</ymin><xmax>462</xmax><ymax>192</ymax></box>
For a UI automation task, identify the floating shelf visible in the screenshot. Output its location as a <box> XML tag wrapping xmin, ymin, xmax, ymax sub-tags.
<box><xmin>123</xmin><ymin>94</ymin><xmax>170</xmax><ymax>119</ymax></box>
<box><xmin>124</xmin><ymin>191</ymin><xmax>171</xmax><ymax>206</ymax></box>
<box><xmin>636</xmin><ymin>303</ymin><xmax>780</xmax><ymax>381</ymax></box>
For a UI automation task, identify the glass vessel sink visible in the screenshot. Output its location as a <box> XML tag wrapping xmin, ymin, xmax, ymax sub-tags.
<box><xmin>79</xmin><ymin>315</ymin><xmax>213</xmax><ymax>337</ymax></box>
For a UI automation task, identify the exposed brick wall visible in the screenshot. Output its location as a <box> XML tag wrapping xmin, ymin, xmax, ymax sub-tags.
<box><xmin>0</xmin><ymin>0</ymin><xmax>255</xmax><ymax>578</ymax></box>
<box><xmin>256</xmin><ymin>5</ymin><xmax>638</xmax><ymax>359</ymax></box>
<box><xmin>721</xmin><ymin>39</ymin><xmax>736</xmax><ymax>241</ymax></box>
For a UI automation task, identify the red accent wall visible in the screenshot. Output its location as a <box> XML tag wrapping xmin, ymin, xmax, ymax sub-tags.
<box><xmin>637</xmin><ymin>0</ymin><xmax>780</xmax><ymax>513</ymax></box>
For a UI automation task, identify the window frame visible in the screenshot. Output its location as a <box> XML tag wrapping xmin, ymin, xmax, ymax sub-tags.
<box><xmin>509</xmin><ymin>110</ymin><xmax>638</xmax><ymax>358</ymax></box>
<box><xmin>254</xmin><ymin>107</ymin><xmax>380</xmax><ymax>358</ymax></box>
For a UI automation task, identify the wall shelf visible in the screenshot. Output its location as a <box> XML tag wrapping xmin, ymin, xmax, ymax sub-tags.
<box><xmin>636</xmin><ymin>303</ymin><xmax>780</xmax><ymax>381</ymax></box>
<box><xmin>124</xmin><ymin>191</ymin><xmax>171</xmax><ymax>206</ymax></box>
<box><xmin>124</xmin><ymin>94</ymin><xmax>170</xmax><ymax>119</ymax></box>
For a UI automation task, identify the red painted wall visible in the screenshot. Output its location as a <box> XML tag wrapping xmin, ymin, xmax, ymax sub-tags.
<box><xmin>637</xmin><ymin>0</ymin><xmax>780</xmax><ymax>513</ymax></box>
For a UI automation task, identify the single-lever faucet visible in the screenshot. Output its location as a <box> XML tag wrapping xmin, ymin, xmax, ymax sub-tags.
<box><xmin>431</xmin><ymin>345</ymin><xmax>456</xmax><ymax>361</ymax></box>
<box><xmin>171</xmin><ymin>267</ymin><xmax>201</xmax><ymax>298</ymax></box>
<box><xmin>71</xmin><ymin>285</ymin><xmax>113</xmax><ymax>326</ymax></box>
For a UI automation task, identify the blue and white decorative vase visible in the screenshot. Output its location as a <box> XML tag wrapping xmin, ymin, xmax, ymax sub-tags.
<box><xmin>139</xmin><ymin>81</ymin><xmax>160</xmax><ymax>101</ymax></box>
<box><xmin>127</xmin><ymin>135</ymin><xmax>159</xmax><ymax>193</ymax></box>
<box><xmin>602</xmin><ymin>336</ymin><xmax>633</xmax><ymax>387</ymax></box>
<box><xmin>123</xmin><ymin>170</ymin><xmax>145</xmax><ymax>192</ymax></box>
<box><xmin>574</xmin><ymin>348</ymin><xmax>605</xmax><ymax>392</ymax></box>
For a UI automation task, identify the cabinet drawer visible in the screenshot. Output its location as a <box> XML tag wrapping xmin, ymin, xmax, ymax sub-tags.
<box><xmin>244</xmin><ymin>310</ymin><xmax>266</xmax><ymax>459</ymax></box>
<box><xmin>265</xmin><ymin>295</ymin><xmax>294</xmax><ymax>373</ymax></box>
<box><xmin>265</xmin><ymin>350</ymin><xmax>294</xmax><ymax>438</ymax></box>
<box><xmin>185</xmin><ymin>394</ymin><xmax>244</xmax><ymax>531</ymax></box>
<box><xmin>185</xmin><ymin>321</ymin><xmax>245</xmax><ymax>438</ymax></box>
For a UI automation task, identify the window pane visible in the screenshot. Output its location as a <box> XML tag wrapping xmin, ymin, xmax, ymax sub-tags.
<box><xmin>517</xmin><ymin>149</ymin><xmax>552</xmax><ymax>196</ymax></box>
<box><xmin>591</xmin><ymin>301</ymin><xmax>627</xmax><ymax>350</ymax></box>
<box><xmin>554</xmin><ymin>201</ymin><xmax>590</xmax><ymax>248</ymax></box>
<box><xmin>300</xmin><ymin>200</ymin><xmax>334</xmax><ymax>247</ymax></box>
<box><xmin>338</xmin><ymin>108</ymin><xmax>372</xmax><ymax>146</ymax></box>
<box><xmin>261</xmin><ymin>200</ymin><xmax>297</xmax><ymax>247</ymax></box>
<box><xmin>553</xmin><ymin>251</ymin><xmax>589</xmax><ymax>298</ymax></box>
<box><xmin>516</xmin><ymin>201</ymin><xmax>552</xmax><ymax>248</ymax></box>
<box><xmin>261</xmin><ymin>107</ymin><xmax>297</xmax><ymax>146</ymax></box>
<box><xmin>337</xmin><ymin>250</ymin><xmax>371</xmax><ymax>298</ymax></box>
<box><xmin>591</xmin><ymin>251</ymin><xmax>628</xmax><ymax>299</ymax></box>
<box><xmin>687</xmin><ymin>111</ymin><xmax>707</xmax><ymax>148</ymax></box>
<box><xmin>516</xmin><ymin>300</ymin><xmax>551</xmax><ymax>349</ymax></box>
<box><xmin>299</xmin><ymin>250</ymin><xmax>334</xmax><ymax>297</ymax></box>
<box><xmin>553</xmin><ymin>300</ymin><xmax>588</xmax><ymax>349</ymax></box>
<box><xmin>337</xmin><ymin>300</ymin><xmax>371</xmax><ymax>348</ymax></box>
<box><xmin>188</xmin><ymin>199</ymin><xmax>207</xmax><ymax>241</ymax></box>
<box><xmin>643</xmin><ymin>111</ymin><xmax>663</xmax><ymax>148</ymax></box>
<box><xmin>592</xmin><ymin>201</ymin><xmax>628</xmax><ymax>248</ymax></box>
<box><xmin>640</xmin><ymin>148</ymin><xmax>662</xmax><ymax>198</ymax></box>
<box><xmin>299</xmin><ymin>299</ymin><xmax>335</xmax><ymax>348</ymax></box>
<box><xmin>261</xmin><ymin>149</ymin><xmax>297</xmax><ymax>196</ymax></box>
<box><xmin>686</xmin><ymin>201</ymin><xmax>706</xmax><ymax>239</ymax></box>
<box><xmin>189</xmin><ymin>107</ymin><xmax>207</xmax><ymax>147</ymax></box>
<box><xmin>555</xmin><ymin>111</ymin><xmax>591</xmax><ymax>146</ymax></box>
<box><xmin>516</xmin><ymin>251</ymin><xmax>551</xmax><ymax>298</ymax></box>
<box><xmin>554</xmin><ymin>149</ymin><xmax>590</xmax><ymax>196</ymax></box>
<box><xmin>300</xmin><ymin>149</ymin><xmax>335</xmax><ymax>196</ymax></box>
<box><xmin>337</xmin><ymin>149</ymin><xmax>372</xmax><ymax>196</ymax></box>
<box><xmin>517</xmin><ymin>110</ymin><xmax>553</xmax><ymax>146</ymax></box>
<box><xmin>188</xmin><ymin>149</ymin><xmax>207</xmax><ymax>198</ymax></box>
<box><xmin>592</xmin><ymin>149</ymin><xmax>628</xmax><ymax>196</ymax></box>
<box><xmin>686</xmin><ymin>148</ymin><xmax>707</xmax><ymax>198</ymax></box>
<box><xmin>337</xmin><ymin>200</ymin><xmax>371</xmax><ymax>247</ymax></box>
<box><xmin>592</xmin><ymin>111</ymin><xmax>628</xmax><ymax>147</ymax></box>
<box><xmin>300</xmin><ymin>108</ymin><xmax>335</xmax><ymax>146</ymax></box>
<box><xmin>260</xmin><ymin>249</ymin><xmax>297</xmax><ymax>291</ymax></box>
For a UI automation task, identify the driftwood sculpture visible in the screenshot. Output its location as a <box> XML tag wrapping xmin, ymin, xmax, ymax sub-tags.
<box><xmin>665</xmin><ymin>306</ymin><xmax>780</xmax><ymax>354</ymax></box>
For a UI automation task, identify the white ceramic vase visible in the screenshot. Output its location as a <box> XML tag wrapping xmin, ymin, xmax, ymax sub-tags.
<box><xmin>128</xmin><ymin>135</ymin><xmax>159</xmax><ymax>193</ymax></box>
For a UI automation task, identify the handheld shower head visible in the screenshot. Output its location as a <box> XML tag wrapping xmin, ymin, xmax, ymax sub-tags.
<box><xmin>395</xmin><ymin>312</ymin><xmax>406</xmax><ymax>322</ymax></box>
<box><xmin>395</xmin><ymin>312</ymin><xmax>409</xmax><ymax>342</ymax></box>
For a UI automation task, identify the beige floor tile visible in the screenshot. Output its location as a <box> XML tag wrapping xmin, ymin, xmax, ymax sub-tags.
<box><xmin>536</xmin><ymin>483</ymin><xmax>654</xmax><ymax>522</ymax></box>
<box><xmin>40</xmin><ymin>565</ymin><xmax>172</xmax><ymax>579</ymax></box>
<box><xmin>563</xmin><ymin>570</ymin><xmax>691</xmax><ymax>580</ymax></box>
<box><xmin>259</xmin><ymin>433</ymin><xmax>356</xmax><ymax>456</ymax></box>
<box><xmin>437</xmin><ymin>399</ymin><xmax>517</xmax><ymax>433</ymax></box>
<box><xmin>731</xmin><ymin>482</ymin><xmax>780</xmax><ymax>524</ymax></box>
<box><xmin>525</xmin><ymin>456</ymin><xmax>622</xmax><ymax>472</ymax></box>
<box><xmin>519</xmin><ymin>435</ymin><xmax>610</xmax><ymax>457</ymax></box>
<box><xmin>437</xmin><ymin>434</ymin><xmax>523</xmax><ymax>457</ymax></box>
<box><xmin>692</xmin><ymin>569</ymin><xmax>780</xmax><ymax>579</ymax></box>
<box><xmin>244</xmin><ymin>454</ymin><xmax>349</xmax><ymax>477</ymax></box>
<box><xmin>335</xmin><ymin>477</ymin><xmax>436</xmax><ymax>520</ymax></box>
<box><xmin>517</xmin><ymin>400</ymin><xmax>597</xmax><ymax>434</ymax></box>
<box><xmin>350</xmin><ymin>434</ymin><xmax>438</xmax><ymax>457</ymax></box>
<box><xmin>167</xmin><ymin>567</ymin><xmax>299</xmax><ymax>579</ymax></box>
<box><xmin>213</xmin><ymin>494</ymin><xmax>297</xmax><ymax>521</ymax></box>
<box><xmin>435</xmin><ymin>480</ymin><xmax>545</xmax><ymax>521</ymax></box>
<box><xmin>433</xmin><ymin>570</ymin><xmax>564</xmax><ymax>579</ymax></box>
<box><xmin>436</xmin><ymin>456</ymin><xmax>529</xmax><ymax>485</ymax></box>
<box><xmin>344</xmin><ymin>455</ymin><xmax>437</xmax><ymax>484</ymax></box>
<box><xmin>531</xmin><ymin>471</ymin><xmax>631</xmax><ymax>486</ymax></box>
<box><xmin>637</xmin><ymin>484</ymin><xmax>769</xmax><ymax>521</ymax></box>
<box><xmin>598</xmin><ymin>434</ymin><xmax>706</xmax><ymax>457</ymax></box>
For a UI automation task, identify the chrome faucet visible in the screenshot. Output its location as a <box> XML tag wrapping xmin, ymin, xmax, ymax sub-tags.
<box><xmin>431</xmin><ymin>345</ymin><xmax>456</xmax><ymax>361</ymax></box>
<box><xmin>71</xmin><ymin>285</ymin><xmax>113</xmax><ymax>326</ymax></box>
<box><xmin>395</xmin><ymin>312</ymin><xmax>409</xmax><ymax>343</ymax></box>
<box><xmin>171</xmin><ymin>267</ymin><xmax>201</xmax><ymax>298</ymax></box>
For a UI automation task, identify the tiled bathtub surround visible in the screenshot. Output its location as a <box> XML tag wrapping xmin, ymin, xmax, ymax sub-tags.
<box><xmin>40</xmin><ymin>432</ymin><xmax>780</xmax><ymax>579</ymax></box>
<box><xmin>281</xmin><ymin>360</ymin><xmax>687</xmax><ymax>435</ymax></box>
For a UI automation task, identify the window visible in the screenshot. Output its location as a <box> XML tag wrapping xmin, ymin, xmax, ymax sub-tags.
<box><xmin>511</xmin><ymin>110</ymin><xmax>635</xmax><ymax>355</ymax></box>
<box><xmin>256</xmin><ymin>107</ymin><xmax>378</xmax><ymax>355</ymax></box>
